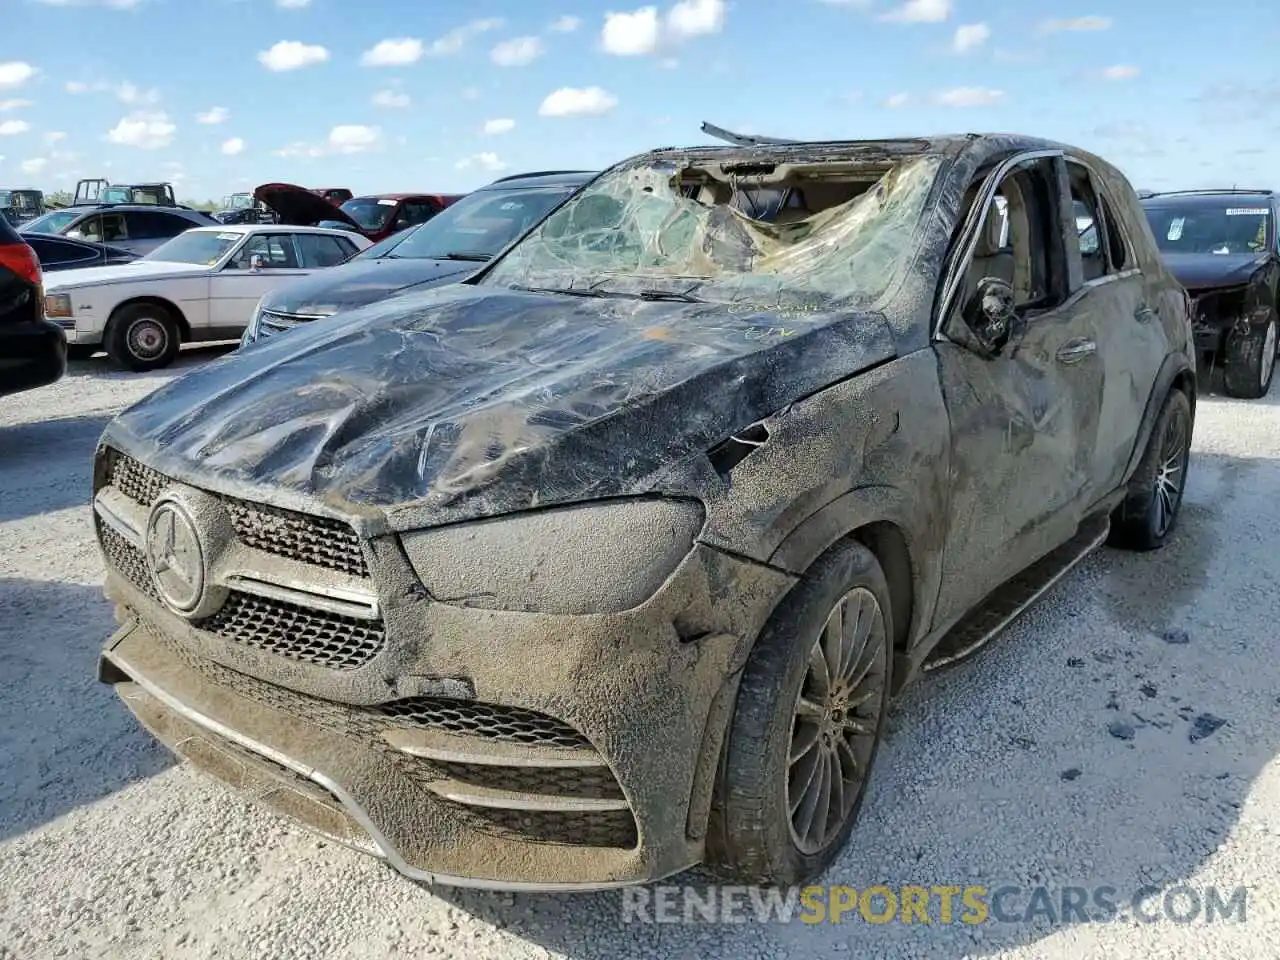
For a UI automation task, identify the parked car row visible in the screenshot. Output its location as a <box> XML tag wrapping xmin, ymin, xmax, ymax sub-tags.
<box><xmin>90</xmin><ymin>127</ymin><xmax>1205</xmax><ymax>892</ymax></box>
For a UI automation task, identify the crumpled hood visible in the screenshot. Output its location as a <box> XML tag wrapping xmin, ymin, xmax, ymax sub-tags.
<box><xmin>262</xmin><ymin>257</ymin><xmax>476</xmax><ymax>316</ymax></box>
<box><xmin>1162</xmin><ymin>252</ymin><xmax>1270</xmax><ymax>292</ymax></box>
<box><xmin>103</xmin><ymin>284</ymin><xmax>897</xmax><ymax>530</ymax></box>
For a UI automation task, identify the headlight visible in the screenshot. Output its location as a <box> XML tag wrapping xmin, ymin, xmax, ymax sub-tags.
<box><xmin>45</xmin><ymin>293</ymin><xmax>72</xmax><ymax>318</ymax></box>
<box><xmin>400</xmin><ymin>497</ymin><xmax>705</xmax><ymax>615</ymax></box>
<box><xmin>240</xmin><ymin>299</ymin><xmax>264</xmax><ymax>347</ymax></box>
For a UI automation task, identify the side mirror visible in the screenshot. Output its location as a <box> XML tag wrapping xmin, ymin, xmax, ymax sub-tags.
<box><xmin>962</xmin><ymin>277</ymin><xmax>1016</xmax><ymax>356</ymax></box>
<box><xmin>249</xmin><ymin>254</ymin><xmax>265</xmax><ymax>272</ymax></box>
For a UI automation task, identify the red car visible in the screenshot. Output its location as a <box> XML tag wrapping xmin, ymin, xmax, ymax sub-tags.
<box><xmin>254</xmin><ymin>183</ymin><xmax>463</xmax><ymax>243</ymax></box>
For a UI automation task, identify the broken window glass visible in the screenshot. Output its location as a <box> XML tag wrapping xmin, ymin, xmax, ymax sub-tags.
<box><xmin>484</xmin><ymin>153</ymin><xmax>943</xmax><ymax>310</ymax></box>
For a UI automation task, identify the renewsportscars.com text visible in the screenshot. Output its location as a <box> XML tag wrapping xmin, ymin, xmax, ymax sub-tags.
<box><xmin>620</xmin><ymin>884</ymin><xmax>1249</xmax><ymax>926</ymax></box>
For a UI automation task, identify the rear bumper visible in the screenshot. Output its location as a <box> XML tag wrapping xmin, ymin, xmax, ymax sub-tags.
<box><xmin>0</xmin><ymin>319</ymin><xmax>67</xmax><ymax>396</ymax></box>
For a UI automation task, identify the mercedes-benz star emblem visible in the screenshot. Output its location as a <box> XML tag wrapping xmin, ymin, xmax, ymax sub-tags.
<box><xmin>145</xmin><ymin>498</ymin><xmax>207</xmax><ymax>616</ymax></box>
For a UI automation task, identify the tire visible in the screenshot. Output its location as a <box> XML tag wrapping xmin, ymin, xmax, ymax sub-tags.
<box><xmin>1221</xmin><ymin>314</ymin><xmax>1277</xmax><ymax>399</ymax></box>
<box><xmin>1108</xmin><ymin>388</ymin><xmax>1192</xmax><ymax>552</ymax></box>
<box><xmin>713</xmin><ymin>539</ymin><xmax>894</xmax><ymax>885</ymax></box>
<box><xmin>104</xmin><ymin>303</ymin><xmax>181</xmax><ymax>372</ymax></box>
<box><xmin>65</xmin><ymin>344</ymin><xmax>99</xmax><ymax>362</ymax></box>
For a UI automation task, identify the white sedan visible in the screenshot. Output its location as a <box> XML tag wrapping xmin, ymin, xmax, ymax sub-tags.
<box><xmin>42</xmin><ymin>224</ymin><xmax>372</xmax><ymax>370</ymax></box>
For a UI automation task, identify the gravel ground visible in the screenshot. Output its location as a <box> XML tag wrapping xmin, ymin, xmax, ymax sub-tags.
<box><xmin>2</xmin><ymin>350</ymin><xmax>1279</xmax><ymax>959</ymax></box>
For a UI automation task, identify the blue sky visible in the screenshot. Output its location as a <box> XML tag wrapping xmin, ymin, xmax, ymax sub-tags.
<box><xmin>1</xmin><ymin>0</ymin><xmax>1276</xmax><ymax>201</ymax></box>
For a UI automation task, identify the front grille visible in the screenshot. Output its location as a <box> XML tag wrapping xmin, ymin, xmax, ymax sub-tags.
<box><xmin>104</xmin><ymin>450</ymin><xmax>367</xmax><ymax>578</ymax></box>
<box><xmin>99</xmin><ymin>449</ymin><xmax>385</xmax><ymax>671</ymax></box>
<box><xmin>426</xmin><ymin>759</ymin><xmax>624</xmax><ymax>800</ymax></box>
<box><xmin>454</xmin><ymin>805</ymin><xmax>638</xmax><ymax>849</ymax></box>
<box><xmin>194</xmin><ymin>591</ymin><xmax>385</xmax><ymax>670</ymax></box>
<box><xmin>224</xmin><ymin>498</ymin><xmax>368</xmax><ymax>578</ymax></box>
<box><xmin>375</xmin><ymin>696</ymin><xmax>592</xmax><ymax>750</ymax></box>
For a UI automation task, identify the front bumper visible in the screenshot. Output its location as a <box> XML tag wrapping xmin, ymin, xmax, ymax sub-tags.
<box><xmin>95</xmin><ymin>453</ymin><xmax>795</xmax><ymax>889</ymax></box>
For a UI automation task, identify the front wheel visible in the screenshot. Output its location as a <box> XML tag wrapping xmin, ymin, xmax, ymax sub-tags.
<box><xmin>1222</xmin><ymin>315</ymin><xmax>1277</xmax><ymax>399</ymax></box>
<box><xmin>105</xmin><ymin>304</ymin><xmax>181</xmax><ymax>372</ymax></box>
<box><xmin>1108</xmin><ymin>388</ymin><xmax>1193</xmax><ymax>552</ymax></box>
<box><xmin>713</xmin><ymin>540</ymin><xmax>893</xmax><ymax>885</ymax></box>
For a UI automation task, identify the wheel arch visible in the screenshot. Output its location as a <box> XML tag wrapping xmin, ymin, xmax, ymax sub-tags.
<box><xmin>1122</xmin><ymin>351</ymin><xmax>1196</xmax><ymax>485</ymax></box>
<box><xmin>107</xmin><ymin>295</ymin><xmax>190</xmax><ymax>341</ymax></box>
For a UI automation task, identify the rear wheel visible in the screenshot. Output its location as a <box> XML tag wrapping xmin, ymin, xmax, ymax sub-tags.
<box><xmin>1109</xmin><ymin>388</ymin><xmax>1193</xmax><ymax>551</ymax></box>
<box><xmin>1222</xmin><ymin>314</ymin><xmax>1277</xmax><ymax>399</ymax></box>
<box><xmin>714</xmin><ymin>540</ymin><xmax>893</xmax><ymax>884</ymax></box>
<box><xmin>105</xmin><ymin>303</ymin><xmax>181</xmax><ymax>372</ymax></box>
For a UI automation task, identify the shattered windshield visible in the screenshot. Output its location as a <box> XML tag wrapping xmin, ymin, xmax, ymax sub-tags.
<box><xmin>483</xmin><ymin>153</ymin><xmax>942</xmax><ymax>308</ymax></box>
<box><xmin>1143</xmin><ymin>201</ymin><xmax>1272</xmax><ymax>255</ymax></box>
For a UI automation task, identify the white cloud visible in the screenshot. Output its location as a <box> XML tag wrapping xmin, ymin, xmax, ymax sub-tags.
<box><xmin>550</xmin><ymin>15</ymin><xmax>581</xmax><ymax>32</ymax></box>
<box><xmin>276</xmin><ymin>0</ymin><xmax>311</xmax><ymax>7</ymax></box>
<box><xmin>361</xmin><ymin>37</ymin><xmax>424</xmax><ymax>67</ymax></box>
<box><xmin>1039</xmin><ymin>15</ymin><xmax>1111</xmax><ymax>33</ymax></box>
<box><xmin>221</xmin><ymin>137</ymin><xmax>245</xmax><ymax>155</ymax></box>
<box><xmin>483</xmin><ymin>117</ymin><xmax>515</xmax><ymax>134</ymax></box>
<box><xmin>372</xmin><ymin>89</ymin><xmax>410</xmax><ymax>108</ymax></box>
<box><xmin>257</xmin><ymin>40</ymin><xmax>330</xmax><ymax>71</ymax></box>
<box><xmin>0</xmin><ymin>62</ymin><xmax>37</xmax><ymax>89</ymax></box>
<box><xmin>883</xmin><ymin>92</ymin><xmax>911</xmax><ymax>108</ymax></box>
<box><xmin>602</xmin><ymin>7</ymin><xmax>661</xmax><ymax>55</ymax></box>
<box><xmin>196</xmin><ymin>106</ymin><xmax>229</xmax><ymax>124</ymax></box>
<box><xmin>456</xmin><ymin>152</ymin><xmax>508</xmax><ymax>173</ymax></box>
<box><xmin>0</xmin><ymin>99</ymin><xmax>32</xmax><ymax>111</ymax></box>
<box><xmin>490</xmin><ymin>36</ymin><xmax>545</xmax><ymax>66</ymax></box>
<box><xmin>538</xmin><ymin>86</ymin><xmax>618</xmax><ymax>117</ymax></box>
<box><xmin>935</xmin><ymin>86</ymin><xmax>1005</xmax><ymax>107</ymax></box>
<box><xmin>44</xmin><ymin>131</ymin><xmax>66</xmax><ymax>144</ymax></box>
<box><xmin>426</xmin><ymin>18</ymin><xmax>505</xmax><ymax>56</ymax></box>
<box><xmin>666</xmin><ymin>0</ymin><xmax>724</xmax><ymax>40</ymax></box>
<box><xmin>272</xmin><ymin>141</ymin><xmax>325</xmax><ymax>158</ymax></box>
<box><xmin>0</xmin><ymin>120</ymin><xmax>30</xmax><ymax>136</ymax></box>
<box><xmin>65</xmin><ymin>81</ymin><xmax>91</xmax><ymax>93</ymax></box>
<box><xmin>20</xmin><ymin>157</ymin><xmax>48</xmax><ymax>174</ymax></box>
<box><xmin>952</xmin><ymin>23</ymin><xmax>989</xmax><ymax>53</ymax></box>
<box><xmin>328</xmin><ymin>124</ymin><xmax>381</xmax><ymax>153</ymax></box>
<box><xmin>1101</xmin><ymin>64</ymin><xmax>1139</xmax><ymax>80</ymax></box>
<box><xmin>104</xmin><ymin>111</ymin><xmax>175</xmax><ymax>149</ymax></box>
<box><xmin>115</xmin><ymin>81</ymin><xmax>159</xmax><ymax>105</ymax></box>
<box><xmin>879</xmin><ymin>0</ymin><xmax>950</xmax><ymax>22</ymax></box>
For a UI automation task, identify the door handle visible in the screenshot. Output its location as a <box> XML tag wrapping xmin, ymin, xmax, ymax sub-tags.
<box><xmin>1056</xmin><ymin>338</ymin><xmax>1097</xmax><ymax>364</ymax></box>
<box><xmin>1135</xmin><ymin>304</ymin><xmax>1155</xmax><ymax>323</ymax></box>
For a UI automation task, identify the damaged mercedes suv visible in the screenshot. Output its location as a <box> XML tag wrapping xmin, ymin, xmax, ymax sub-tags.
<box><xmin>94</xmin><ymin>128</ymin><xmax>1196</xmax><ymax>890</ymax></box>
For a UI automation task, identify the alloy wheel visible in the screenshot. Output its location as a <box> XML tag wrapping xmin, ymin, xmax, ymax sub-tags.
<box><xmin>786</xmin><ymin>586</ymin><xmax>888</xmax><ymax>855</ymax></box>
<box><xmin>1262</xmin><ymin>320</ymin><xmax>1277</xmax><ymax>391</ymax></box>
<box><xmin>1152</xmin><ymin>406</ymin><xmax>1189</xmax><ymax>538</ymax></box>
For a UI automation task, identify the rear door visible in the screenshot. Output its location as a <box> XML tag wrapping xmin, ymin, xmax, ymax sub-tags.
<box><xmin>932</xmin><ymin>153</ymin><xmax>1106</xmax><ymax>624</ymax></box>
<box><xmin>207</xmin><ymin>232</ymin><xmax>310</xmax><ymax>333</ymax></box>
<box><xmin>1065</xmin><ymin>159</ymin><xmax>1170</xmax><ymax>498</ymax></box>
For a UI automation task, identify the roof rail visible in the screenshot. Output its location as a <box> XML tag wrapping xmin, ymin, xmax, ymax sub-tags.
<box><xmin>1144</xmin><ymin>188</ymin><xmax>1275</xmax><ymax>198</ymax></box>
<box><xmin>489</xmin><ymin>169</ymin><xmax>596</xmax><ymax>183</ymax></box>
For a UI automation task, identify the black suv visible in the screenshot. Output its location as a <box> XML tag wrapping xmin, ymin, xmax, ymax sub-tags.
<box><xmin>1140</xmin><ymin>189</ymin><xmax>1279</xmax><ymax>397</ymax></box>
<box><xmin>0</xmin><ymin>216</ymin><xmax>65</xmax><ymax>398</ymax></box>
<box><xmin>240</xmin><ymin>171</ymin><xmax>595</xmax><ymax>345</ymax></box>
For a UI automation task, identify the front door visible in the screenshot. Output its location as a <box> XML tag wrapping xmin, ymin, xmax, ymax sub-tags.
<box><xmin>931</xmin><ymin>154</ymin><xmax>1106</xmax><ymax>627</ymax></box>
<box><xmin>207</xmin><ymin>233</ymin><xmax>310</xmax><ymax>334</ymax></box>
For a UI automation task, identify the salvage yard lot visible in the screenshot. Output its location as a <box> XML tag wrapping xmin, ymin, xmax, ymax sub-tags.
<box><xmin>2</xmin><ymin>353</ymin><xmax>1280</xmax><ymax>960</ymax></box>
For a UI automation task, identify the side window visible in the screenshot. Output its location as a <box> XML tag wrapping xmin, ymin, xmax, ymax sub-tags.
<box><xmin>124</xmin><ymin>211</ymin><xmax>189</xmax><ymax>240</ymax></box>
<box><xmin>74</xmin><ymin>213</ymin><xmax>128</xmax><ymax>243</ymax></box>
<box><xmin>227</xmin><ymin>234</ymin><xmax>300</xmax><ymax>269</ymax></box>
<box><xmin>1098</xmin><ymin>195</ymin><xmax>1129</xmax><ymax>271</ymax></box>
<box><xmin>961</xmin><ymin>158</ymin><xmax>1065</xmax><ymax>315</ymax></box>
<box><xmin>295</xmin><ymin>233</ymin><xmax>354</xmax><ymax>268</ymax></box>
<box><xmin>395</xmin><ymin>201</ymin><xmax>437</xmax><ymax>230</ymax></box>
<box><xmin>1066</xmin><ymin>163</ymin><xmax>1107</xmax><ymax>282</ymax></box>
